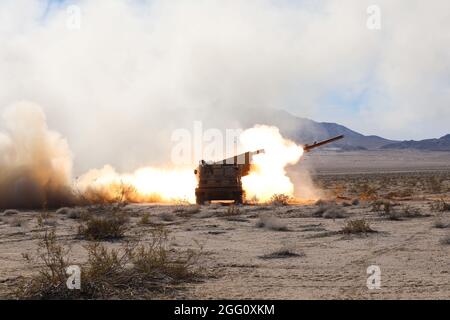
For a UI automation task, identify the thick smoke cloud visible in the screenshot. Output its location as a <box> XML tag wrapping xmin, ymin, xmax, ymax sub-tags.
<box><xmin>0</xmin><ymin>0</ymin><xmax>449</xmax><ymax>175</ymax></box>
<box><xmin>0</xmin><ymin>102</ymin><xmax>75</xmax><ymax>209</ymax></box>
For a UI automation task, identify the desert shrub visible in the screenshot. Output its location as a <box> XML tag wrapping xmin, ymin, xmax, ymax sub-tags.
<box><xmin>322</xmin><ymin>207</ymin><xmax>347</xmax><ymax>219</ymax></box>
<box><xmin>385</xmin><ymin>188</ymin><xmax>414</xmax><ymax>199</ymax></box>
<box><xmin>16</xmin><ymin>227</ymin><xmax>202</xmax><ymax>299</ymax></box>
<box><xmin>431</xmin><ymin>199</ymin><xmax>450</xmax><ymax>212</ymax></box>
<box><xmin>342</xmin><ymin>201</ymin><xmax>352</xmax><ymax>207</ymax></box>
<box><xmin>139</xmin><ymin>213</ymin><xmax>151</xmax><ymax>225</ymax></box>
<box><xmin>171</xmin><ymin>198</ymin><xmax>191</xmax><ymax>206</ymax></box>
<box><xmin>225</xmin><ymin>206</ymin><xmax>240</xmax><ymax>216</ymax></box>
<box><xmin>341</xmin><ymin>219</ymin><xmax>375</xmax><ymax>235</ymax></box>
<box><xmin>2</xmin><ymin>209</ymin><xmax>19</xmax><ymax>216</ymax></box>
<box><xmin>132</xmin><ymin>228</ymin><xmax>201</xmax><ymax>281</ymax></box>
<box><xmin>371</xmin><ymin>200</ymin><xmax>392</xmax><ymax>214</ymax></box>
<box><xmin>314</xmin><ymin>202</ymin><xmax>346</xmax><ymax>219</ymax></box>
<box><xmin>3</xmin><ymin>216</ymin><xmax>26</xmax><ymax>227</ymax></box>
<box><xmin>376</xmin><ymin>203</ymin><xmax>424</xmax><ymax>221</ymax></box>
<box><xmin>428</xmin><ymin>177</ymin><xmax>443</xmax><ymax>193</ymax></box>
<box><xmin>159</xmin><ymin>212</ymin><xmax>176</xmax><ymax>222</ymax></box>
<box><xmin>359</xmin><ymin>183</ymin><xmax>378</xmax><ymax>200</ymax></box>
<box><xmin>56</xmin><ymin>207</ymin><xmax>71</xmax><ymax>215</ymax></box>
<box><xmin>399</xmin><ymin>206</ymin><xmax>424</xmax><ymax>218</ymax></box>
<box><xmin>259</xmin><ymin>247</ymin><xmax>304</xmax><ymax>260</ymax></box>
<box><xmin>313</xmin><ymin>201</ymin><xmax>335</xmax><ymax>216</ymax></box>
<box><xmin>440</xmin><ymin>234</ymin><xmax>450</xmax><ymax>245</ymax></box>
<box><xmin>314</xmin><ymin>199</ymin><xmax>324</xmax><ymax>206</ymax></box>
<box><xmin>173</xmin><ymin>205</ymin><xmax>201</xmax><ymax>216</ymax></box>
<box><xmin>36</xmin><ymin>212</ymin><xmax>57</xmax><ymax>227</ymax></box>
<box><xmin>269</xmin><ymin>194</ymin><xmax>291</xmax><ymax>206</ymax></box>
<box><xmin>256</xmin><ymin>215</ymin><xmax>288</xmax><ymax>231</ymax></box>
<box><xmin>433</xmin><ymin>219</ymin><xmax>450</xmax><ymax>229</ymax></box>
<box><xmin>16</xmin><ymin>228</ymin><xmax>73</xmax><ymax>299</ymax></box>
<box><xmin>67</xmin><ymin>208</ymin><xmax>89</xmax><ymax>220</ymax></box>
<box><xmin>78</xmin><ymin>214</ymin><xmax>129</xmax><ymax>240</ymax></box>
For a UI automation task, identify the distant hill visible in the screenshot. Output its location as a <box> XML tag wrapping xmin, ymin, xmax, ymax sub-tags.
<box><xmin>239</xmin><ymin>108</ymin><xmax>449</xmax><ymax>151</ymax></box>
<box><xmin>241</xmin><ymin>109</ymin><xmax>397</xmax><ymax>150</ymax></box>
<box><xmin>381</xmin><ymin>134</ymin><xmax>450</xmax><ymax>151</ymax></box>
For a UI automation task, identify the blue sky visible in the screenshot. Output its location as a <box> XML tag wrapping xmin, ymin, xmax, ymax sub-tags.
<box><xmin>2</xmin><ymin>0</ymin><xmax>449</xmax><ymax>141</ymax></box>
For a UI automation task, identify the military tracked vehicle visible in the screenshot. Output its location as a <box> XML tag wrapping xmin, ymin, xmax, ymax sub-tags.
<box><xmin>194</xmin><ymin>135</ymin><xmax>344</xmax><ymax>204</ymax></box>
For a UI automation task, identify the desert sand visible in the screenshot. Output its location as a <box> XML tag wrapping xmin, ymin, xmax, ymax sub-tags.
<box><xmin>1</xmin><ymin>150</ymin><xmax>449</xmax><ymax>299</ymax></box>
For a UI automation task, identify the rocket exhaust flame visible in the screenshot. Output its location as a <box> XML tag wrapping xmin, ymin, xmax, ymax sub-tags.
<box><xmin>77</xmin><ymin>165</ymin><xmax>196</xmax><ymax>204</ymax></box>
<box><xmin>240</xmin><ymin>125</ymin><xmax>304</xmax><ymax>202</ymax></box>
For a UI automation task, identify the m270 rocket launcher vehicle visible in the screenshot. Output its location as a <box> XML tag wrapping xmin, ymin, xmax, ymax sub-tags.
<box><xmin>194</xmin><ymin>134</ymin><xmax>344</xmax><ymax>204</ymax></box>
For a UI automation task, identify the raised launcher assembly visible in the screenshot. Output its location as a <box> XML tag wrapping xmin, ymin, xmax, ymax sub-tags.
<box><xmin>303</xmin><ymin>134</ymin><xmax>344</xmax><ymax>152</ymax></box>
<box><xmin>194</xmin><ymin>134</ymin><xmax>344</xmax><ymax>205</ymax></box>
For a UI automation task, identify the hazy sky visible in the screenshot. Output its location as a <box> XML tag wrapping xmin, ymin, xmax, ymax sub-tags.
<box><xmin>1</xmin><ymin>0</ymin><xmax>449</xmax><ymax>171</ymax></box>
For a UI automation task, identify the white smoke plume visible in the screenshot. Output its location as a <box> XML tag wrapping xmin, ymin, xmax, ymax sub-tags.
<box><xmin>0</xmin><ymin>101</ymin><xmax>75</xmax><ymax>209</ymax></box>
<box><xmin>1</xmin><ymin>0</ymin><xmax>449</xmax><ymax>178</ymax></box>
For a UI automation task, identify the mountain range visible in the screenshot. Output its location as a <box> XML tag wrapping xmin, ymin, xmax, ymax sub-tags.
<box><xmin>243</xmin><ymin>109</ymin><xmax>450</xmax><ymax>151</ymax></box>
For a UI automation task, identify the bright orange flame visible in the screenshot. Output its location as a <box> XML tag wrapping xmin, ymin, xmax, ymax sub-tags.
<box><xmin>240</xmin><ymin>125</ymin><xmax>304</xmax><ymax>202</ymax></box>
<box><xmin>77</xmin><ymin>165</ymin><xmax>196</xmax><ymax>203</ymax></box>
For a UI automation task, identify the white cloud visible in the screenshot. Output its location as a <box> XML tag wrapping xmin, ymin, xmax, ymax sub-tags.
<box><xmin>0</xmin><ymin>0</ymin><xmax>449</xmax><ymax>173</ymax></box>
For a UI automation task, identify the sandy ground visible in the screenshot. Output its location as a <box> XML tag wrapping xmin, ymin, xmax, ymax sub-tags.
<box><xmin>1</xmin><ymin>151</ymin><xmax>449</xmax><ymax>299</ymax></box>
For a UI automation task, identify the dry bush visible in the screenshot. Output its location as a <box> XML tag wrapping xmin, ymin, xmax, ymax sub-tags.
<box><xmin>371</xmin><ymin>200</ymin><xmax>393</xmax><ymax>214</ymax></box>
<box><xmin>78</xmin><ymin>214</ymin><xmax>129</xmax><ymax>241</ymax></box>
<box><xmin>16</xmin><ymin>228</ymin><xmax>74</xmax><ymax>299</ymax></box>
<box><xmin>433</xmin><ymin>219</ymin><xmax>450</xmax><ymax>229</ymax></box>
<box><xmin>139</xmin><ymin>213</ymin><xmax>151</xmax><ymax>225</ymax></box>
<box><xmin>256</xmin><ymin>215</ymin><xmax>288</xmax><ymax>231</ymax></box>
<box><xmin>269</xmin><ymin>194</ymin><xmax>291</xmax><ymax>206</ymax></box>
<box><xmin>431</xmin><ymin>199</ymin><xmax>450</xmax><ymax>212</ymax></box>
<box><xmin>171</xmin><ymin>198</ymin><xmax>191</xmax><ymax>206</ymax></box>
<box><xmin>225</xmin><ymin>206</ymin><xmax>240</xmax><ymax>216</ymax></box>
<box><xmin>259</xmin><ymin>247</ymin><xmax>304</xmax><ymax>260</ymax></box>
<box><xmin>314</xmin><ymin>199</ymin><xmax>333</xmax><ymax>206</ymax></box>
<box><xmin>313</xmin><ymin>201</ymin><xmax>335</xmax><ymax>216</ymax></box>
<box><xmin>67</xmin><ymin>208</ymin><xmax>90</xmax><ymax>220</ymax></box>
<box><xmin>16</xmin><ymin>227</ymin><xmax>202</xmax><ymax>299</ymax></box>
<box><xmin>440</xmin><ymin>234</ymin><xmax>450</xmax><ymax>245</ymax></box>
<box><xmin>341</xmin><ymin>219</ymin><xmax>375</xmax><ymax>235</ymax></box>
<box><xmin>56</xmin><ymin>207</ymin><xmax>71</xmax><ymax>215</ymax></box>
<box><xmin>428</xmin><ymin>177</ymin><xmax>443</xmax><ymax>193</ymax></box>
<box><xmin>341</xmin><ymin>201</ymin><xmax>352</xmax><ymax>207</ymax></box>
<box><xmin>36</xmin><ymin>212</ymin><xmax>57</xmax><ymax>227</ymax></box>
<box><xmin>322</xmin><ymin>207</ymin><xmax>347</xmax><ymax>219</ymax></box>
<box><xmin>386</xmin><ymin>188</ymin><xmax>414</xmax><ymax>199</ymax></box>
<box><xmin>359</xmin><ymin>183</ymin><xmax>378</xmax><ymax>200</ymax></box>
<box><xmin>313</xmin><ymin>202</ymin><xmax>346</xmax><ymax>219</ymax></box>
<box><xmin>3</xmin><ymin>216</ymin><xmax>26</xmax><ymax>227</ymax></box>
<box><xmin>174</xmin><ymin>205</ymin><xmax>201</xmax><ymax>216</ymax></box>
<box><xmin>375</xmin><ymin>202</ymin><xmax>424</xmax><ymax>221</ymax></box>
<box><xmin>399</xmin><ymin>206</ymin><xmax>425</xmax><ymax>218</ymax></box>
<box><xmin>2</xmin><ymin>209</ymin><xmax>19</xmax><ymax>216</ymax></box>
<box><xmin>159</xmin><ymin>212</ymin><xmax>176</xmax><ymax>222</ymax></box>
